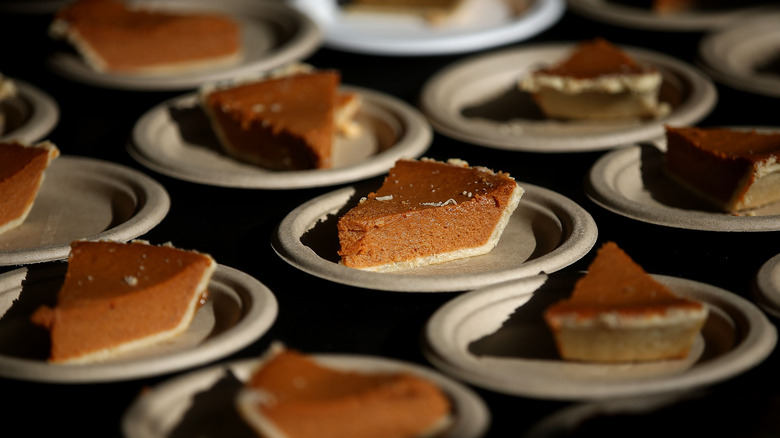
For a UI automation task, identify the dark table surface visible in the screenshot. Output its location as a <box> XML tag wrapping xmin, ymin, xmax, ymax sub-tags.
<box><xmin>2</xmin><ymin>1</ymin><xmax>780</xmax><ymax>436</ymax></box>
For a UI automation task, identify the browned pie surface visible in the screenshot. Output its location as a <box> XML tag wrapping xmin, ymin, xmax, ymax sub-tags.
<box><xmin>245</xmin><ymin>348</ymin><xmax>451</xmax><ymax>438</ymax></box>
<box><xmin>666</xmin><ymin>126</ymin><xmax>780</xmax><ymax>159</ymax></box>
<box><xmin>54</xmin><ymin>0</ymin><xmax>241</xmax><ymax>72</ymax></box>
<box><xmin>203</xmin><ymin>72</ymin><xmax>339</xmax><ymax>170</ymax></box>
<box><xmin>535</xmin><ymin>38</ymin><xmax>651</xmax><ymax>79</ymax></box>
<box><xmin>337</xmin><ymin>158</ymin><xmax>518</xmax><ymax>269</ymax></box>
<box><xmin>31</xmin><ymin>240</ymin><xmax>214</xmax><ymax>363</ymax></box>
<box><xmin>545</xmin><ymin>242</ymin><xmax>703</xmax><ymax>321</ymax></box>
<box><xmin>664</xmin><ymin>126</ymin><xmax>780</xmax><ymax>207</ymax></box>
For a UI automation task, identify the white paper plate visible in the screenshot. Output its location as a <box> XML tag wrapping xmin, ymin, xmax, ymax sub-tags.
<box><xmin>129</xmin><ymin>86</ymin><xmax>431</xmax><ymax>189</ymax></box>
<box><xmin>420</xmin><ymin>42</ymin><xmax>716</xmax><ymax>153</ymax></box>
<box><xmin>754</xmin><ymin>252</ymin><xmax>780</xmax><ymax>319</ymax></box>
<box><xmin>0</xmin><ymin>156</ymin><xmax>170</xmax><ymax>266</ymax></box>
<box><xmin>122</xmin><ymin>354</ymin><xmax>490</xmax><ymax>438</ymax></box>
<box><xmin>423</xmin><ymin>272</ymin><xmax>777</xmax><ymax>400</ymax></box>
<box><xmin>0</xmin><ymin>263</ymin><xmax>278</xmax><ymax>383</ymax></box>
<box><xmin>585</xmin><ymin>139</ymin><xmax>780</xmax><ymax>231</ymax></box>
<box><xmin>0</xmin><ymin>79</ymin><xmax>59</xmax><ymax>144</ymax></box>
<box><xmin>698</xmin><ymin>11</ymin><xmax>780</xmax><ymax>98</ymax></box>
<box><xmin>291</xmin><ymin>0</ymin><xmax>564</xmax><ymax>56</ymax></box>
<box><xmin>46</xmin><ymin>0</ymin><xmax>322</xmax><ymax>91</ymax></box>
<box><xmin>567</xmin><ymin>0</ymin><xmax>776</xmax><ymax>31</ymax></box>
<box><xmin>272</xmin><ymin>182</ymin><xmax>597</xmax><ymax>292</ymax></box>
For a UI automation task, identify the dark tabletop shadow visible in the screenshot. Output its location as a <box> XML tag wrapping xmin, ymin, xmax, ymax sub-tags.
<box><xmin>637</xmin><ymin>143</ymin><xmax>721</xmax><ymax>212</ymax></box>
<box><xmin>168</xmin><ymin>103</ymin><xmax>223</xmax><ymax>154</ymax></box>
<box><xmin>468</xmin><ymin>275</ymin><xmax>575</xmax><ymax>360</ymax></box>
<box><xmin>0</xmin><ymin>262</ymin><xmax>66</xmax><ymax>360</ymax></box>
<box><xmin>168</xmin><ymin>368</ymin><xmax>257</xmax><ymax>438</ymax></box>
<box><xmin>461</xmin><ymin>86</ymin><xmax>545</xmax><ymax>122</ymax></box>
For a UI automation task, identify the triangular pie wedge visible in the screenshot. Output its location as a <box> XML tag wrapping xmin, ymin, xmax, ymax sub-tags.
<box><xmin>0</xmin><ymin>140</ymin><xmax>59</xmax><ymax>235</ymax></box>
<box><xmin>31</xmin><ymin>240</ymin><xmax>216</xmax><ymax>364</ymax></box>
<box><xmin>544</xmin><ymin>241</ymin><xmax>708</xmax><ymax>363</ymax></box>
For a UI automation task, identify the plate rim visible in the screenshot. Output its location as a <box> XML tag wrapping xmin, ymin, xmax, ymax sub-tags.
<box><xmin>129</xmin><ymin>85</ymin><xmax>432</xmax><ymax>189</ymax></box>
<box><xmin>585</xmin><ymin>142</ymin><xmax>780</xmax><ymax>232</ymax></box>
<box><xmin>121</xmin><ymin>353</ymin><xmax>491</xmax><ymax>438</ymax></box>
<box><xmin>0</xmin><ymin>263</ymin><xmax>278</xmax><ymax>383</ymax></box>
<box><xmin>0</xmin><ymin>155</ymin><xmax>171</xmax><ymax>266</ymax></box>
<box><xmin>419</xmin><ymin>41</ymin><xmax>717</xmax><ymax>153</ymax></box>
<box><xmin>45</xmin><ymin>0</ymin><xmax>322</xmax><ymax>91</ymax></box>
<box><xmin>697</xmin><ymin>11</ymin><xmax>780</xmax><ymax>98</ymax></box>
<box><xmin>271</xmin><ymin>181</ymin><xmax>598</xmax><ymax>293</ymax></box>
<box><xmin>321</xmin><ymin>0</ymin><xmax>565</xmax><ymax>56</ymax></box>
<box><xmin>423</xmin><ymin>272</ymin><xmax>778</xmax><ymax>400</ymax></box>
<box><xmin>0</xmin><ymin>78</ymin><xmax>60</xmax><ymax>144</ymax></box>
<box><xmin>754</xmin><ymin>252</ymin><xmax>780</xmax><ymax>319</ymax></box>
<box><xmin>566</xmin><ymin>0</ymin><xmax>777</xmax><ymax>32</ymax></box>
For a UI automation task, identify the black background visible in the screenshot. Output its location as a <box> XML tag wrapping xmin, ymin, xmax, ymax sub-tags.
<box><xmin>1</xmin><ymin>1</ymin><xmax>780</xmax><ymax>436</ymax></box>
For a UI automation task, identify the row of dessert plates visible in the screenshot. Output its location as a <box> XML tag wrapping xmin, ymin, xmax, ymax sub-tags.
<box><xmin>33</xmin><ymin>0</ymin><xmax>779</xmax><ymax>97</ymax></box>
<box><xmin>2</xmin><ymin>256</ymin><xmax>775</xmax><ymax>437</ymax></box>
<box><xmin>3</xmin><ymin>248</ymin><xmax>778</xmax><ymax>381</ymax></box>
<box><xmin>566</xmin><ymin>0</ymin><xmax>778</xmax><ymax>32</ymax></box>
<box><xmin>3</xmin><ymin>81</ymin><xmax>778</xmax><ymax>278</ymax></box>
<box><xmin>101</xmin><ymin>261</ymin><xmax>780</xmax><ymax>437</ymax></box>
<box><xmin>2</xmin><ymin>75</ymin><xmax>778</xmax><ymax>272</ymax></box>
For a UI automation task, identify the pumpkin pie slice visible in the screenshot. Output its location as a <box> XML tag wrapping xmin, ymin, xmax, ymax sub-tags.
<box><xmin>544</xmin><ymin>241</ymin><xmax>708</xmax><ymax>363</ymax></box>
<box><xmin>337</xmin><ymin>158</ymin><xmax>523</xmax><ymax>271</ymax></box>
<box><xmin>236</xmin><ymin>344</ymin><xmax>453</xmax><ymax>438</ymax></box>
<box><xmin>49</xmin><ymin>0</ymin><xmax>242</xmax><ymax>75</ymax></box>
<box><xmin>664</xmin><ymin>125</ymin><xmax>780</xmax><ymax>213</ymax></box>
<box><xmin>200</xmin><ymin>64</ymin><xmax>361</xmax><ymax>171</ymax></box>
<box><xmin>519</xmin><ymin>38</ymin><xmax>670</xmax><ymax>120</ymax></box>
<box><xmin>0</xmin><ymin>140</ymin><xmax>59</xmax><ymax>235</ymax></box>
<box><xmin>30</xmin><ymin>240</ymin><xmax>216</xmax><ymax>364</ymax></box>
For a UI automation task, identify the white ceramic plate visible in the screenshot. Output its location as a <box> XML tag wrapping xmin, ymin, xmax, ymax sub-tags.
<box><xmin>420</xmin><ymin>42</ymin><xmax>716</xmax><ymax>153</ymax></box>
<box><xmin>698</xmin><ymin>11</ymin><xmax>780</xmax><ymax>98</ymax></box>
<box><xmin>45</xmin><ymin>0</ymin><xmax>322</xmax><ymax>91</ymax></box>
<box><xmin>129</xmin><ymin>86</ymin><xmax>432</xmax><ymax>189</ymax></box>
<box><xmin>423</xmin><ymin>272</ymin><xmax>777</xmax><ymax>400</ymax></box>
<box><xmin>0</xmin><ymin>156</ymin><xmax>170</xmax><ymax>266</ymax></box>
<box><xmin>291</xmin><ymin>0</ymin><xmax>564</xmax><ymax>56</ymax></box>
<box><xmin>566</xmin><ymin>0</ymin><xmax>776</xmax><ymax>31</ymax></box>
<box><xmin>272</xmin><ymin>182</ymin><xmax>597</xmax><ymax>292</ymax></box>
<box><xmin>0</xmin><ymin>78</ymin><xmax>59</xmax><ymax>144</ymax></box>
<box><xmin>754</xmin><ymin>252</ymin><xmax>780</xmax><ymax>319</ymax></box>
<box><xmin>585</xmin><ymin>139</ymin><xmax>780</xmax><ymax>231</ymax></box>
<box><xmin>0</xmin><ymin>263</ymin><xmax>278</xmax><ymax>383</ymax></box>
<box><xmin>122</xmin><ymin>354</ymin><xmax>490</xmax><ymax>438</ymax></box>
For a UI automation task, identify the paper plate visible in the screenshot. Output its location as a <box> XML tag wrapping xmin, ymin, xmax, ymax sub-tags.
<box><xmin>272</xmin><ymin>182</ymin><xmax>597</xmax><ymax>292</ymax></box>
<box><xmin>754</xmin><ymin>252</ymin><xmax>780</xmax><ymax>319</ymax></box>
<box><xmin>46</xmin><ymin>0</ymin><xmax>322</xmax><ymax>91</ymax></box>
<box><xmin>585</xmin><ymin>139</ymin><xmax>780</xmax><ymax>231</ymax></box>
<box><xmin>0</xmin><ymin>156</ymin><xmax>170</xmax><ymax>266</ymax></box>
<box><xmin>567</xmin><ymin>0</ymin><xmax>776</xmax><ymax>32</ymax></box>
<box><xmin>129</xmin><ymin>86</ymin><xmax>431</xmax><ymax>189</ymax></box>
<box><xmin>122</xmin><ymin>354</ymin><xmax>490</xmax><ymax>438</ymax></box>
<box><xmin>698</xmin><ymin>11</ymin><xmax>780</xmax><ymax>98</ymax></box>
<box><xmin>0</xmin><ymin>79</ymin><xmax>59</xmax><ymax>144</ymax></box>
<box><xmin>420</xmin><ymin>42</ymin><xmax>716</xmax><ymax>152</ymax></box>
<box><xmin>0</xmin><ymin>263</ymin><xmax>278</xmax><ymax>383</ymax></box>
<box><xmin>423</xmin><ymin>272</ymin><xmax>777</xmax><ymax>400</ymax></box>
